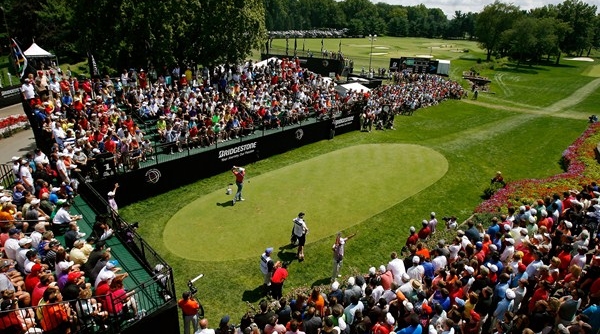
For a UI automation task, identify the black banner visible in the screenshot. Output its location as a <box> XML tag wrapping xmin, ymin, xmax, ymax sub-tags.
<box><xmin>389</xmin><ymin>57</ymin><xmax>439</xmax><ymax>74</ymax></box>
<box><xmin>0</xmin><ymin>85</ymin><xmax>23</xmax><ymax>108</ymax></box>
<box><xmin>83</xmin><ymin>115</ymin><xmax>359</xmax><ymax>207</ymax></box>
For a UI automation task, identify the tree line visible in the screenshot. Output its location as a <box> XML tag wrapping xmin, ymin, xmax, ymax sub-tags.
<box><xmin>0</xmin><ymin>0</ymin><xmax>598</xmax><ymax>73</ymax></box>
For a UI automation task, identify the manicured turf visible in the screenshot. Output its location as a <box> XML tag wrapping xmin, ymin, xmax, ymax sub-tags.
<box><xmin>119</xmin><ymin>38</ymin><xmax>600</xmax><ymax>327</ymax></box>
<box><xmin>163</xmin><ymin>144</ymin><xmax>448</xmax><ymax>261</ymax></box>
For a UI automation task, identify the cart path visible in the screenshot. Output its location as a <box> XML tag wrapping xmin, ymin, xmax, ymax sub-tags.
<box><xmin>432</xmin><ymin>78</ymin><xmax>600</xmax><ymax>151</ymax></box>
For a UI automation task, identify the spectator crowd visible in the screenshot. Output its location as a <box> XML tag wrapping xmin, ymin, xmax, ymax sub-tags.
<box><xmin>20</xmin><ymin>57</ymin><xmax>465</xmax><ymax>181</ymax></box>
<box><xmin>195</xmin><ymin>188</ymin><xmax>600</xmax><ymax>334</ymax></box>
<box><xmin>8</xmin><ymin>58</ymin><xmax>470</xmax><ymax>333</ymax></box>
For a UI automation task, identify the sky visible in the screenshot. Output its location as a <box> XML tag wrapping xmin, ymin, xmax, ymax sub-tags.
<box><xmin>375</xmin><ymin>0</ymin><xmax>600</xmax><ymax>18</ymax></box>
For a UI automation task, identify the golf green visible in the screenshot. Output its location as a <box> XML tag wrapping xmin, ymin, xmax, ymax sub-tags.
<box><xmin>163</xmin><ymin>144</ymin><xmax>448</xmax><ymax>261</ymax></box>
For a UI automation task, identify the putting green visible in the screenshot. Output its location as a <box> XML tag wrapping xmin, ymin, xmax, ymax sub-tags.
<box><xmin>163</xmin><ymin>144</ymin><xmax>448</xmax><ymax>261</ymax></box>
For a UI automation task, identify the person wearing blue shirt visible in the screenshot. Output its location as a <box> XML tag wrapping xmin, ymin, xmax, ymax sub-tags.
<box><xmin>422</xmin><ymin>258</ymin><xmax>434</xmax><ymax>280</ymax></box>
<box><xmin>487</xmin><ymin>217</ymin><xmax>500</xmax><ymax>240</ymax></box>
<box><xmin>582</xmin><ymin>303</ymin><xmax>600</xmax><ymax>331</ymax></box>
<box><xmin>494</xmin><ymin>274</ymin><xmax>510</xmax><ymax>302</ymax></box>
<box><xmin>493</xmin><ymin>290</ymin><xmax>515</xmax><ymax>324</ymax></box>
<box><xmin>396</xmin><ymin>314</ymin><xmax>422</xmax><ymax>334</ymax></box>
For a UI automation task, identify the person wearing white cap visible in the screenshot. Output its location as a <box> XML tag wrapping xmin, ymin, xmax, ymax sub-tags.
<box><xmin>19</xmin><ymin>158</ymin><xmax>34</xmax><ymax>193</ymax></box>
<box><xmin>260</xmin><ymin>247</ymin><xmax>275</xmax><ymax>291</ymax></box>
<box><xmin>428</xmin><ymin>212</ymin><xmax>438</xmax><ymax>234</ymax></box>
<box><xmin>231</xmin><ymin>166</ymin><xmax>246</xmax><ymax>205</ymax></box>
<box><xmin>16</xmin><ymin>237</ymin><xmax>34</xmax><ymax>272</ymax></box>
<box><xmin>406</xmin><ymin>226</ymin><xmax>418</xmax><ymax>247</ymax></box>
<box><xmin>493</xmin><ymin>288</ymin><xmax>515</xmax><ymax>325</ymax></box>
<box><xmin>11</xmin><ymin>156</ymin><xmax>21</xmax><ymax>180</ymax></box>
<box><xmin>379</xmin><ymin>264</ymin><xmax>393</xmax><ymax>291</ymax></box>
<box><xmin>25</xmin><ymin>197</ymin><xmax>50</xmax><ymax>224</ymax></box>
<box><xmin>107</xmin><ymin>183</ymin><xmax>120</xmax><ymax>216</ymax></box>
<box><xmin>407</xmin><ymin>256</ymin><xmax>424</xmax><ymax>281</ymax></box>
<box><xmin>500</xmin><ymin>238</ymin><xmax>515</xmax><ymax>262</ymax></box>
<box><xmin>332</xmin><ymin>231</ymin><xmax>356</xmax><ymax>281</ymax></box>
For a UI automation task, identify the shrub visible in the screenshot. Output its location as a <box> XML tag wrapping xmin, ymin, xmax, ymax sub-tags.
<box><xmin>476</xmin><ymin>122</ymin><xmax>600</xmax><ymax>214</ymax></box>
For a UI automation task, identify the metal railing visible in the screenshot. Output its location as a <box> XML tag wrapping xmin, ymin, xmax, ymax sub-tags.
<box><xmin>74</xmin><ymin>173</ymin><xmax>175</xmax><ymax>292</ymax></box>
<box><xmin>0</xmin><ymin>163</ymin><xmax>15</xmax><ymax>190</ymax></box>
<box><xmin>0</xmin><ymin>272</ymin><xmax>173</xmax><ymax>333</ymax></box>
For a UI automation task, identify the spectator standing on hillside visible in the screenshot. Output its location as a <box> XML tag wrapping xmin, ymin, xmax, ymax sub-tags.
<box><xmin>178</xmin><ymin>291</ymin><xmax>200</xmax><ymax>334</ymax></box>
<box><xmin>491</xmin><ymin>171</ymin><xmax>505</xmax><ymax>186</ymax></box>
<box><xmin>231</xmin><ymin>166</ymin><xmax>246</xmax><ymax>205</ymax></box>
<box><xmin>332</xmin><ymin>231</ymin><xmax>356</xmax><ymax>281</ymax></box>
<box><xmin>292</xmin><ymin>212</ymin><xmax>309</xmax><ymax>261</ymax></box>
<box><xmin>107</xmin><ymin>183</ymin><xmax>119</xmax><ymax>215</ymax></box>
<box><xmin>271</xmin><ymin>261</ymin><xmax>288</xmax><ymax>300</ymax></box>
<box><xmin>260</xmin><ymin>247</ymin><xmax>275</xmax><ymax>293</ymax></box>
<box><xmin>428</xmin><ymin>212</ymin><xmax>438</xmax><ymax>235</ymax></box>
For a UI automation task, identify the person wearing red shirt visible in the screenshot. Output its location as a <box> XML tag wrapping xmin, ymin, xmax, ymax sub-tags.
<box><xmin>25</xmin><ymin>263</ymin><xmax>43</xmax><ymax>294</ymax></box>
<box><xmin>417</xmin><ymin>220</ymin><xmax>431</xmax><ymax>240</ymax></box>
<box><xmin>270</xmin><ymin>262</ymin><xmax>288</xmax><ymax>300</ymax></box>
<box><xmin>528</xmin><ymin>280</ymin><xmax>551</xmax><ymax>313</ymax></box>
<box><xmin>379</xmin><ymin>265</ymin><xmax>394</xmax><ymax>291</ymax></box>
<box><xmin>406</xmin><ymin>226</ymin><xmax>418</xmax><ymax>247</ymax></box>
<box><xmin>138</xmin><ymin>69</ymin><xmax>148</xmax><ymax>89</ymax></box>
<box><xmin>31</xmin><ymin>274</ymin><xmax>54</xmax><ymax>307</ymax></box>
<box><xmin>103</xmin><ymin>137</ymin><xmax>116</xmax><ymax>154</ymax></box>
<box><xmin>59</xmin><ymin>78</ymin><xmax>70</xmax><ymax>95</ymax></box>
<box><xmin>82</xmin><ymin>80</ymin><xmax>92</xmax><ymax>95</ymax></box>
<box><xmin>537</xmin><ymin>212</ymin><xmax>553</xmax><ymax>232</ymax></box>
<box><xmin>231</xmin><ymin>166</ymin><xmax>246</xmax><ymax>205</ymax></box>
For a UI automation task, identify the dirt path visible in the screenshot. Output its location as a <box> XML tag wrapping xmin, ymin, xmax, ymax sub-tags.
<box><xmin>433</xmin><ymin>77</ymin><xmax>600</xmax><ymax>151</ymax></box>
<box><xmin>545</xmin><ymin>78</ymin><xmax>600</xmax><ymax>112</ymax></box>
<box><xmin>461</xmin><ymin>77</ymin><xmax>600</xmax><ymax>120</ymax></box>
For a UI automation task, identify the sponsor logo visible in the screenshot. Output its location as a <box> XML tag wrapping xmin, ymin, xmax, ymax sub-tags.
<box><xmin>145</xmin><ymin>169</ymin><xmax>162</xmax><ymax>184</ymax></box>
<box><xmin>334</xmin><ymin>116</ymin><xmax>354</xmax><ymax>127</ymax></box>
<box><xmin>218</xmin><ymin>142</ymin><xmax>257</xmax><ymax>161</ymax></box>
<box><xmin>1</xmin><ymin>87</ymin><xmax>21</xmax><ymax>98</ymax></box>
<box><xmin>295</xmin><ymin>129</ymin><xmax>304</xmax><ymax>140</ymax></box>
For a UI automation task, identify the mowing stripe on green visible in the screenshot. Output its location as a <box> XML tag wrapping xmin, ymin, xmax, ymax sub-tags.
<box><xmin>163</xmin><ymin>144</ymin><xmax>448</xmax><ymax>261</ymax></box>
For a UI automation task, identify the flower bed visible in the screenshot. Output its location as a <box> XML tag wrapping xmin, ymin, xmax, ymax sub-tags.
<box><xmin>476</xmin><ymin>122</ymin><xmax>600</xmax><ymax>213</ymax></box>
<box><xmin>0</xmin><ymin>114</ymin><xmax>29</xmax><ymax>138</ymax></box>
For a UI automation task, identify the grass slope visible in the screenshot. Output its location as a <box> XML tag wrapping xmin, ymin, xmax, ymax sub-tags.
<box><xmin>163</xmin><ymin>144</ymin><xmax>447</xmax><ymax>261</ymax></box>
<box><xmin>119</xmin><ymin>38</ymin><xmax>599</xmax><ymax>326</ymax></box>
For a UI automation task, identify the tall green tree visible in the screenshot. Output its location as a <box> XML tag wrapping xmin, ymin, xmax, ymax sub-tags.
<box><xmin>556</xmin><ymin>0</ymin><xmax>597</xmax><ymax>57</ymax></box>
<box><xmin>189</xmin><ymin>0</ymin><xmax>266</xmax><ymax>66</ymax></box>
<box><xmin>387</xmin><ymin>8</ymin><xmax>410</xmax><ymax>37</ymax></box>
<box><xmin>475</xmin><ymin>1</ymin><xmax>521</xmax><ymax>61</ymax></box>
<box><xmin>500</xmin><ymin>16</ymin><xmax>537</xmax><ymax>66</ymax></box>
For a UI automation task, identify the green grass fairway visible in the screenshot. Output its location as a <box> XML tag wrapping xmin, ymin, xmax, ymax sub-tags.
<box><xmin>163</xmin><ymin>144</ymin><xmax>447</xmax><ymax>261</ymax></box>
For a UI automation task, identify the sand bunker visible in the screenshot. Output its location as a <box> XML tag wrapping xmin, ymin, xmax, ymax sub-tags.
<box><xmin>565</xmin><ymin>57</ymin><xmax>594</xmax><ymax>62</ymax></box>
<box><xmin>370</xmin><ymin>52</ymin><xmax>388</xmax><ymax>56</ymax></box>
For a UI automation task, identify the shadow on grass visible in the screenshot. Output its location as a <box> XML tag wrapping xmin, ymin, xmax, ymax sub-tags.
<box><xmin>311</xmin><ymin>278</ymin><xmax>333</xmax><ymax>287</ymax></box>
<box><xmin>216</xmin><ymin>200</ymin><xmax>234</xmax><ymax>207</ymax></box>
<box><xmin>241</xmin><ymin>286</ymin><xmax>265</xmax><ymax>303</ymax></box>
<box><xmin>276</xmin><ymin>249</ymin><xmax>298</xmax><ymax>263</ymax></box>
<box><xmin>496</xmin><ymin>66</ymin><xmax>540</xmax><ymax>74</ymax></box>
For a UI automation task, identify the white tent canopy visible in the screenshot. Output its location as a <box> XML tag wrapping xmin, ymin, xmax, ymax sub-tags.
<box><xmin>24</xmin><ymin>43</ymin><xmax>54</xmax><ymax>58</ymax></box>
<box><xmin>335</xmin><ymin>82</ymin><xmax>371</xmax><ymax>96</ymax></box>
<box><xmin>340</xmin><ymin>82</ymin><xmax>370</xmax><ymax>92</ymax></box>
